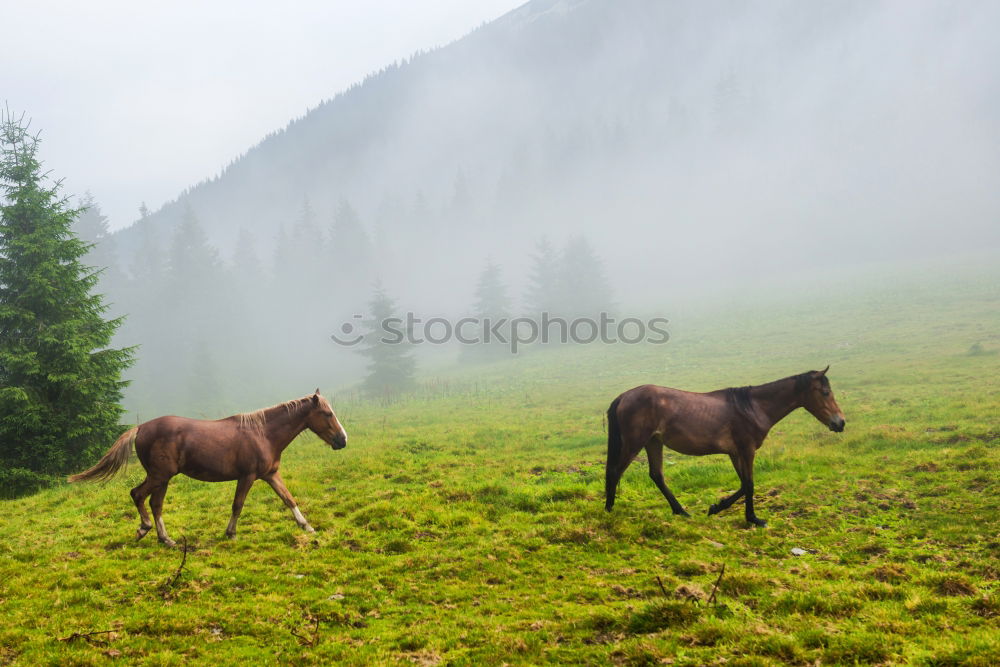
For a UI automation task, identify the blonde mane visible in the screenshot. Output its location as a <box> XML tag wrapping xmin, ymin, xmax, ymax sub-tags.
<box><xmin>236</xmin><ymin>397</ymin><xmax>307</xmax><ymax>434</ymax></box>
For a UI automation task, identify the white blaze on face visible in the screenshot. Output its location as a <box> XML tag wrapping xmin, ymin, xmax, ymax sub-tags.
<box><xmin>321</xmin><ymin>396</ymin><xmax>347</xmax><ymax>442</ymax></box>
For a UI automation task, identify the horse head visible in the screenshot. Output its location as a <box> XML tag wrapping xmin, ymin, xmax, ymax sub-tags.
<box><xmin>800</xmin><ymin>366</ymin><xmax>846</xmax><ymax>432</ymax></box>
<box><xmin>305</xmin><ymin>389</ymin><xmax>348</xmax><ymax>449</ymax></box>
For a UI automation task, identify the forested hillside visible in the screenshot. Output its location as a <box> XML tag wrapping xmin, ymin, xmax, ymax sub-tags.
<box><xmin>82</xmin><ymin>0</ymin><xmax>999</xmax><ymax>417</ymax></box>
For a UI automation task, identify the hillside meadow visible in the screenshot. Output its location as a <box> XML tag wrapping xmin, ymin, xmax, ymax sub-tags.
<box><xmin>1</xmin><ymin>263</ymin><xmax>998</xmax><ymax>665</ymax></box>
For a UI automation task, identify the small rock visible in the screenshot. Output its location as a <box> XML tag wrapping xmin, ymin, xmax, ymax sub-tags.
<box><xmin>790</xmin><ymin>547</ymin><xmax>808</xmax><ymax>556</ymax></box>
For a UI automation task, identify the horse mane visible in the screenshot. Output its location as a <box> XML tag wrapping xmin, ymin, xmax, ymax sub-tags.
<box><xmin>793</xmin><ymin>370</ymin><xmax>828</xmax><ymax>394</ymax></box>
<box><xmin>727</xmin><ymin>371</ymin><xmax>820</xmax><ymax>422</ymax></box>
<box><xmin>725</xmin><ymin>385</ymin><xmax>757</xmax><ymax>422</ymax></box>
<box><xmin>236</xmin><ymin>397</ymin><xmax>308</xmax><ymax>434</ymax></box>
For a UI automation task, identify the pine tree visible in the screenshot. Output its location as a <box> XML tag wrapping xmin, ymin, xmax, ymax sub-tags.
<box><xmin>472</xmin><ymin>261</ymin><xmax>511</xmax><ymax>319</ymax></box>
<box><xmin>130</xmin><ymin>204</ymin><xmax>165</xmax><ymax>289</ymax></box>
<box><xmin>524</xmin><ymin>237</ymin><xmax>560</xmax><ymax>316</ymax></box>
<box><xmin>163</xmin><ymin>204</ymin><xmax>226</xmax><ymax>412</ymax></box>
<box><xmin>290</xmin><ymin>198</ymin><xmax>325</xmax><ymax>283</ymax></box>
<box><xmin>330</xmin><ymin>199</ymin><xmax>374</xmax><ymax>310</ymax></box>
<box><xmin>465</xmin><ymin>260</ymin><xmax>511</xmax><ymax>360</ymax></box>
<box><xmin>74</xmin><ymin>193</ymin><xmax>123</xmax><ymax>288</ymax></box>
<box><xmin>187</xmin><ymin>341</ymin><xmax>223</xmax><ymax>418</ymax></box>
<box><xmin>558</xmin><ymin>235</ymin><xmax>615</xmax><ymax>319</ymax></box>
<box><xmin>232</xmin><ymin>227</ymin><xmax>264</xmax><ymax>288</ymax></box>
<box><xmin>0</xmin><ymin>112</ymin><xmax>134</xmax><ymax>496</ymax></box>
<box><xmin>119</xmin><ymin>204</ymin><xmax>163</xmax><ymax>418</ymax></box>
<box><xmin>168</xmin><ymin>204</ymin><xmax>222</xmax><ymax>294</ymax></box>
<box><xmin>272</xmin><ymin>223</ymin><xmax>293</xmax><ymax>278</ymax></box>
<box><xmin>357</xmin><ymin>283</ymin><xmax>416</xmax><ymax>398</ymax></box>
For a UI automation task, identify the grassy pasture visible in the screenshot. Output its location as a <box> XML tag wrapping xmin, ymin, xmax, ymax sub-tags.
<box><xmin>1</xmin><ymin>263</ymin><xmax>998</xmax><ymax>665</ymax></box>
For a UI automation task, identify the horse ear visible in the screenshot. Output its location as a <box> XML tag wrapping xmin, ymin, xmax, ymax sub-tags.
<box><xmin>312</xmin><ymin>392</ymin><xmax>319</xmax><ymax>405</ymax></box>
<box><xmin>314</xmin><ymin>388</ymin><xmax>320</xmax><ymax>395</ymax></box>
<box><xmin>819</xmin><ymin>365</ymin><xmax>830</xmax><ymax>375</ymax></box>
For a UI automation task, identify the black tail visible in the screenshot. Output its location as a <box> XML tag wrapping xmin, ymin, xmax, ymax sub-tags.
<box><xmin>605</xmin><ymin>396</ymin><xmax>623</xmax><ymax>511</ymax></box>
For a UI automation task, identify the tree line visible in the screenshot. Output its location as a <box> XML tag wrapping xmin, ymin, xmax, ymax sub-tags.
<box><xmin>0</xmin><ymin>112</ymin><xmax>615</xmax><ymax>495</ymax></box>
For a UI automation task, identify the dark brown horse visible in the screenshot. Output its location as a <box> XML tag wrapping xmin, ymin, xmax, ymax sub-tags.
<box><xmin>605</xmin><ymin>368</ymin><xmax>845</xmax><ymax>526</ymax></box>
<box><xmin>69</xmin><ymin>390</ymin><xmax>347</xmax><ymax>545</ymax></box>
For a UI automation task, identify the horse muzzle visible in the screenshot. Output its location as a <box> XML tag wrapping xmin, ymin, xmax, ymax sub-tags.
<box><xmin>329</xmin><ymin>433</ymin><xmax>348</xmax><ymax>450</ymax></box>
<box><xmin>829</xmin><ymin>417</ymin><xmax>846</xmax><ymax>432</ymax></box>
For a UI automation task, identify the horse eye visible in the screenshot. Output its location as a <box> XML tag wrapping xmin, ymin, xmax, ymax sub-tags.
<box><xmin>822</xmin><ymin>390</ymin><xmax>830</xmax><ymax>397</ymax></box>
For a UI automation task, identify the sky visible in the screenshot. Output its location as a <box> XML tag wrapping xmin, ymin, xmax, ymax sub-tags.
<box><xmin>3</xmin><ymin>0</ymin><xmax>525</xmax><ymax>230</ymax></box>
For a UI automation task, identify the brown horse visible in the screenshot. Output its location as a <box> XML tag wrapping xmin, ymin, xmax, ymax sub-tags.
<box><xmin>605</xmin><ymin>368</ymin><xmax>845</xmax><ymax>526</ymax></box>
<box><xmin>69</xmin><ymin>390</ymin><xmax>347</xmax><ymax>545</ymax></box>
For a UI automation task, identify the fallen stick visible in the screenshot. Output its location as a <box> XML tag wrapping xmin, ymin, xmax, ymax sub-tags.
<box><xmin>160</xmin><ymin>536</ymin><xmax>188</xmax><ymax>597</ymax></box>
<box><xmin>707</xmin><ymin>563</ymin><xmax>726</xmax><ymax>605</ymax></box>
<box><xmin>58</xmin><ymin>629</ymin><xmax>115</xmax><ymax>646</ymax></box>
<box><xmin>291</xmin><ymin>615</ymin><xmax>321</xmax><ymax>647</ymax></box>
<box><xmin>655</xmin><ymin>575</ymin><xmax>669</xmax><ymax>598</ymax></box>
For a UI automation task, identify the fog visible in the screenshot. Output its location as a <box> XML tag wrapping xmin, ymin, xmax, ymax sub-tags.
<box><xmin>68</xmin><ymin>0</ymin><xmax>1000</xmax><ymax>418</ymax></box>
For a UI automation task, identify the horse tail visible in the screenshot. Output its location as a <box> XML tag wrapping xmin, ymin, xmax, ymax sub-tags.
<box><xmin>67</xmin><ymin>426</ymin><xmax>138</xmax><ymax>483</ymax></box>
<box><xmin>607</xmin><ymin>396</ymin><xmax>623</xmax><ymax>465</ymax></box>
<box><xmin>605</xmin><ymin>396</ymin><xmax>624</xmax><ymax>511</ymax></box>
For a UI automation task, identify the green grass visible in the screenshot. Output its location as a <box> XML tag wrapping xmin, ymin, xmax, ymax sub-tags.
<box><xmin>1</xmin><ymin>263</ymin><xmax>998</xmax><ymax>665</ymax></box>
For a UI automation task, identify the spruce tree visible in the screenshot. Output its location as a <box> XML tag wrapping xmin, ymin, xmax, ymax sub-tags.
<box><xmin>119</xmin><ymin>205</ymin><xmax>163</xmax><ymax>418</ymax></box>
<box><xmin>232</xmin><ymin>227</ymin><xmax>264</xmax><ymax>289</ymax></box>
<box><xmin>130</xmin><ymin>204</ymin><xmax>165</xmax><ymax>292</ymax></box>
<box><xmin>558</xmin><ymin>235</ymin><xmax>615</xmax><ymax>319</ymax></box>
<box><xmin>465</xmin><ymin>260</ymin><xmax>511</xmax><ymax>360</ymax></box>
<box><xmin>74</xmin><ymin>193</ymin><xmax>123</xmax><ymax>289</ymax></box>
<box><xmin>168</xmin><ymin>204</ymin><xmax>222</xmax><ymax>295</ymax></box>
<box><xmin>524</xmin><ymin>237</ymin><xmax>560</xmax><ymax>316</ymax></box>
<box><xmin>164</xmin><ymin>205</ymin><xmax>226</xmax><ymax>412</ymax></box>
<box><xmin>290</xmin><ymin>198</ymin><xmax>325</xmax><ymax>284</ymax></box>
<box><xmin>330</xmin><ymin>199</ymin><xmax>374</xmax><ymax>311</ymax></box>
<box><xmin>0</xmin><ymin>113</ymin><xmax>133</xmax><ymax>495</ymax></box>
<box><xmin>357</xmin><ymin>283</ymin><xmax>416</xmax><ymax>398</ymax></box>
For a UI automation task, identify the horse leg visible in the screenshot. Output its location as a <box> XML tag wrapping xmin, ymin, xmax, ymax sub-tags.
<box><xmin>737</xmin><ymin>452</ymin><xmax>766</xmax><ymax>527</ymax></box>
<box><xmin>708</xmin><ymin>454</ymin><xmax>746</xmax><ymax>516</ymax></box>
<box><xmin>263</xmin><ymin>472</ymin><xmax>315</xmax><ymax>533</ymax></box>
<box><xmin>130</xmin><ymin>476</ymin><xmax>157</xmax><ymax>540</ymax></box>
<box><xmin>225</xmin><ymin>475</ymin><xmax>256</xmax><ymax>539</ymax></box>
<box><xmin>149</xmin><ymin>480</ymin><xmax>177</xmax><ymax>546</ymax></box>
<box><xmin>646</xmin><ymin>441</ymin><xmax>689</xmax><ymax>516</ymax></box>
<box><xmin>723</xmin><ymin>449</ymin><xmax>766</xmax><ymax>527</ymax></box>
<box><xmin>707</xmin><ymin>488</ymin><xmax>746</xmax><ymax>515</ymax></box>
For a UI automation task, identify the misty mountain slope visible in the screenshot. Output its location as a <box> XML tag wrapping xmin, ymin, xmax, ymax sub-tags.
<box><xmin>114</xmin><ymin>0</ymin><xmax>999</xmax><ymax>306</ymax></box>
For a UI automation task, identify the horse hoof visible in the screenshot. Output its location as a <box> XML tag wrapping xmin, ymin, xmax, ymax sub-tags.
<box><xmin>136</xmin><ymin>526</ymin><xmax>151</xmax><ymax>540</ymax></box>
<box><xmin>707</xmin><ymin>505</ymin><xmax>718</xmax><ymax>516</ymax></box>
<box><xmin>675</xmin><ymin>509</ymin><xmax>691</xmax><ymax>518</ymax></box>
<box><xmin>748</xmin><ymin>518</ymin><xmax>768</xmax><ymax>528</ymax></box>
<box><xmin>225</xmin><ymin>532</ymin><xmax>236</xmax><ymax>540</ymax></box>
<box><xmin>160</xmin><ymin>538</ymin><xmax>177</xmax><ymax>547</ymax></box>
<box><xmin>304</xmin><ymin>525</ymin><xmax>316</xmax><ymax>533</ymax></box>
